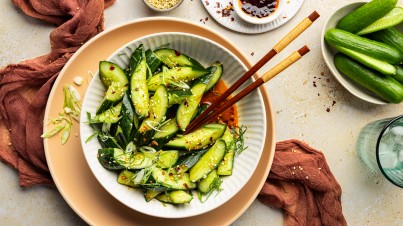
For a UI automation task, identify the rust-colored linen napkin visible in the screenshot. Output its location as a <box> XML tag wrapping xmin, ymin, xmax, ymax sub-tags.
<box><xmin>0</xmin><ymin>0</ymin><xmax>115</xmax><ymax>187</ymax></box>
<box><xmin>258</xmin><ymin>139</ymin><xmax>347</xmax><ymax>226</ymax></box>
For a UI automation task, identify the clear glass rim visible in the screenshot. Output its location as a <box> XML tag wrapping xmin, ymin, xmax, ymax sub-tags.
<box><xmin>376</xmin><ymin>114</ymin><xmax>403</xmax><ymax>188</ymax></box>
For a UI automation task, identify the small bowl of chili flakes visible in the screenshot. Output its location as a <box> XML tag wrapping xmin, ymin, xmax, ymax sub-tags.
<box><xmin>233</xmin><ymin>0</ymin><xmax>285</xmax><ymax>24</ymax></box>
<box><xmin>142</xmin><ymin>0</ymin><xmax>184</xmax><ymax>12</ymax></box>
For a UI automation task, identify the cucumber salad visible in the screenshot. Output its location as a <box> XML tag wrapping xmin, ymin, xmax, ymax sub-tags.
<box><xmin>86</xmin><ymin>44</ymin><xmax>247</xmax><ymax>204</ymax></box>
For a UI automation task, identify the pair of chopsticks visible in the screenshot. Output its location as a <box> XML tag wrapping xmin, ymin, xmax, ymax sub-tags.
<box><xmin>185</xmin><ymin>11</ymin><xmax>320</xmax><ymax>133</ymax></box>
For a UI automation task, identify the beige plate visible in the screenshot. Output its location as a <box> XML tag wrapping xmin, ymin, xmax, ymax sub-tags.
<box><xmin>44</xmin><ymin>17</ymin><xmax>275</xmax><ymax>225</ymax></box>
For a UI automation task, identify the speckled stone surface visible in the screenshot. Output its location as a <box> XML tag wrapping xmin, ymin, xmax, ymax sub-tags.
<box><xmin>0</xmin><ymin>0</ymin><xmax>402</xmax><ymax>225</ymax></box>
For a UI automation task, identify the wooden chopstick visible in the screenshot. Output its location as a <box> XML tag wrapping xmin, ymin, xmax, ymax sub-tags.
<box><xmin>184</xmin><ymin>11</ymin><xmax>320</xmax><ymax>133</ymax></box>
<box><xmin>186</xmin><ymin>46</ymin><xmax>310</xmax><ymax>133</ymax></box>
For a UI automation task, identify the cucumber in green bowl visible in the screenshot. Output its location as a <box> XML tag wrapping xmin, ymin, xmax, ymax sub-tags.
<box><xmin>356</xmin><ymin>7</ymin><xmax>403</xmax><ymax>35</ymax></box>
<box><xmin>336</xmin><ymin>0</ymin><xmax>398</xmax><ymax>33</ymax></box>
<box><xmin>325</xmin><ymin>28</ymin><xmax>403</xmax><ymax>64</ymax></box>
<box><xmin>370</xmin><ymin>27</ymin><xmax>403</xmax><ymax>55</ymax></box>
<box><xmin>334</xmin><ymin>53</ymin><xmax>403</xmax><ymax>103</ymax></box>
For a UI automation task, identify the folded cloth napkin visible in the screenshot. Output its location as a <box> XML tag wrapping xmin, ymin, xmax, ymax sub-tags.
<box><xmin>0</xmin><ymin>1</ymin><xmax>347</xmax><ymax>225</ymax></box>
<box><xmin>0</xmin><ymin>0</ymin><xmax>115</xmax><ymax>187</ymax></box>
<box><xmin>258</xmin><ymin>139</ymin><xmax>347</xmax><ymax>226</ymax></box>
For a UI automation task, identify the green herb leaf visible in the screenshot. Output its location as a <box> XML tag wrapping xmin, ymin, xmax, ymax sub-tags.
<box><xmin>41</xmin><ymin>124</ymin><xmax>66</xmax><ymax>138</ymax></box>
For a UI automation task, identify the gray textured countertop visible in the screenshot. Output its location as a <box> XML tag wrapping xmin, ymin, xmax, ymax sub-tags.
<box><xmin>1</xmin><ymin>0</ymin><xmax>402</xmax><ymax>225</ymax></box>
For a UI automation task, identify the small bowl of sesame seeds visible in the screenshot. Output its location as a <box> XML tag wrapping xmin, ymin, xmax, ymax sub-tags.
<box><xmin>142</xmin><ymin>0</ymin><xmax>184</xmax><ymax>12</ymax></box>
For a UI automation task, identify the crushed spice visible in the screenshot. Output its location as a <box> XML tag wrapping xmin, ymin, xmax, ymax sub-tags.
<box><xmin>146</xmin><ymin>0</ymin><xmax>180</xmax><ymax>9</ymax></box>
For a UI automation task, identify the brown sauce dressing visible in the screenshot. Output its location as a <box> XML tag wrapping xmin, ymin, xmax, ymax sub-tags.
<box><xmin>239</xmin><ymin>0</ymin><xmax>278</xmax><ymax>18</ymax></box>
<box><xmin>200</xmin><ymin>80</ymin><xmax>238</xmax><ymax>128</ymax></box>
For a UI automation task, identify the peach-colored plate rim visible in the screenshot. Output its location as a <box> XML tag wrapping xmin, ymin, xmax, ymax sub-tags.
<box><xmin>44</xmin><ymin>17</ymin><xmax>275</xmax><ymax>225</ymax></box>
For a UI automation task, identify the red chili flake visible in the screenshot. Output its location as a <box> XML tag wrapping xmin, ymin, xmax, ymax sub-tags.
<box><xmin>169</xmin><ymin>173</ymin><xmax>173</xmax><ymax>176</ymax></box>
<box><xmin>216</xmin><ymin>10</ymin><xmax>221</xmax><ymax>14</ymax></box>
<box><xmin>184</xmin><ymin>183</ymin><xmax>189</xmax><ymax>189</ymax></box>
<box><xmin>216</xmin><ymin>2</ymin><xmax>220</xmax><ymax>8</ymax></box>
<box><xmin>174</xmin><ymin>50</ymin><xmax>181</xmax><ymax>56</ymax></box>
<box><xmin>109</xmin><ymin>65</ymin><xmax>115</xmax><ymax>70</ymax></box>
<box><xmin>205</xmin><ymin>0</ymin><xmax>209</xmax><ymax>6</ymax></box>
<box><xmin>162</xmin><ymin>171</ymin><xmax>165</xmax><ymax>175</ymax></box>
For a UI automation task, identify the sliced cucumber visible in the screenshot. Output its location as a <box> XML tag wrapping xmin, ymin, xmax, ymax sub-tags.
<box><xmin>125</xmin><ymin>45</ymin><xmax>144</xmax><ymax>78</ymax></box>
<box><xmin>177</xmin><ymin>83</ymin><xmax>206</xmax><ymax>131</ymax></box>
<box><xmin>117</xmin><ymin>169</ymin><xmax>141</xmax><ymax>187</ymax></box>
<box><xmin>175</xmin><ymin>149</ymin><xmax>208</xmax><ymax>171</ymax></box>
<box><xmin>336</xmin><ymin>0</ymin><xmax>398</xmax><ymax>33</ymax></box>
<box><xmin>193</xmin><ymin>61</ymin><xmax>223</xmax><ymax>92</ymax></box>
<box><xmin>165</xmin><ymin>123</ymin><xmax>226</xmax><ymax>151</ymax></box>
<box><xmin>198</xmin><ymin>169</ymin><xmax>221</xmax><ymax>193</ymax></box>
<box><xmin>91</xmin><ymin>102</ymin><xmax>122</xmax><ymax>124</ymax></box>
<box><xmin>155</xmin><ymin>190</ymin><xmax>193</xmax><ymax>204</ymax></box>
<box><xmin>145</xmin><ymin>49</ymin><xmax>162</xmax><ymax>73</ymax></box>
<box><xmin>217</xmin><ymin>127</ymin><xmax>236</xmax><ymax>176</ymax></box>
<box><xmin>357</xmin><ymin>7</ymin><xmax>403</xmax><ymax>35</ymax></box>
<box><xmin>97</xmin><ymin>148</ymin><xmax>156</xmax><ymax>170</ymax></box>
<box><xmin>147</xmin><ymin>66</ymin><xmax>210</xmax><ymax>92</ymax></box>
<box><xmin>189</xmin><ymin>139</ymin><xmax>226</xmax><ymax>182</ymax></box>
<box><xmin>119</xmin><ymin>91</ymin><xmax>138</xmax><ymax>141</ymax></box>
<box><xmin>168</xmin><ymin>90</ymin><xmax>193</xmax><ymax>105</ymax></box>
<box><xmin>97</xmin><ymin>61</ymin><xmax>129</xmax><ymax>114</ymax></box>
<box><xmin>136</xmin><ymin>85</ymin><xmax>169</xmax><ymax>145</ymax></box>
<box><xmin>130</xmin><ymin>58</ymin><xmax>149</xmax><ymax>118</ymax></box>
<box><xmin>155</xmin><ymin>193</ymin><xmax>172</xmax><ymax>203</ymax></box>
<box><xmin>334</xmin><ymin>45</ymin><xmax>396</xmax><ymax>75</ymax></box>
<box><xmin>169</xmin><ymin>190</ymin><xmax>193</xmax><ymax>204</ymax></box>
<box><xmin>156</xmin><ymin>150</ymin><xmax>179</xmax><ymax>169</ymax></box>
<box><xmin>154</xmin><ymin>48</ymin><xmax>205</xmax><ymax>69</ymax></box>
<box><xmin>151</xmin><ymin>167</ymin><xmax>196</xmax><ymax>190</ymax></box>
<box><xmin>145</xmin><ymin>189</ymin><xmax>161</xmax><ymax>202</ymax></box>
<box><xmin>151</xmin><ymin>118</ymin><xmax>179</xmax><ymax>150</ymax></box>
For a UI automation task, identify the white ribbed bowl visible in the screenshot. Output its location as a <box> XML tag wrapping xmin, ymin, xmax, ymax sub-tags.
<box><xmin>80</xmin><ymin>32</ymin><xmax>266</xmax><ymax>218</ymax></box>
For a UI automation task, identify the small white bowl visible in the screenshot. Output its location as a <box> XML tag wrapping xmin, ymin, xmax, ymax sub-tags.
<box><xmin>142</xmin><ymin>0</ymin><xmax>184</xmax><ymax>12</ymax></box>
<box><xmin>321</xmin><ymin>2</ymin><xmax>403</xmax><ymax>105</ymax></box>
<box><xmin>233</xmin><ymin>0</ymin><xmax>284</xmax><ymax>24</ymax></box>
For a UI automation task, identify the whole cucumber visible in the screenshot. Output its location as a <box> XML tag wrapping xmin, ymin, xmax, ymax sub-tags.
<box><xmin>334</xmin><ymin>53</ymin><xmax>403</xmax><ymax>103</ymax></box>
<box><xmin>325</xmin><ymin>28</ymin><xmax>403</xmax><ymax>64</ymax></box>
<box><xmin>336</xmin><ymin>0</ymin><xmax>398</xmax><ymax>33</ymax></box>
<box><xmin>393</xmin><ymin>65</ymin><xmax>403</xmax><ymax>85</ymax></box>
<box><xmin>370</xmin><ymin>27</ymin><xmax>403</xmax><ymax>55</ymax></box>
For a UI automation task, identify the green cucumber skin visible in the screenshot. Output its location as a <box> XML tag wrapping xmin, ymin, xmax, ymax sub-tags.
<box><xmin>356</xmin><ymin>7</ymin><xmax>403</xmax><ymax>35</ymax></box>
<box><xmin>177</xmin><ymin>83</ymin><xmax>206</xmax><ymax>131</ymax></box>
<box><xmin>97</xmin><ymin>61</ymin><xmax>129</xmax><ymax>114</ymax></box>
<box><xmin>189</xmin><ymin>139</ymin><xmax>226</xmax><ymax>182</ymax></box>
<box><xmin>154</xmin><ymin>48</ymin><xmax>205</xmax><ymax>69</ymax></box>
<box><xmin>393</xmin><ymin>65</ymin><xmax>403</xmax><ymax>84</ymax></box>
<box><xmin>336</xmin><ymin>0</ymin><xmax>398</xmax><ymax>33</ymax></box>
<box><xmin>198</xmin><ymin>169</ymin><xmax>220</xmax><ymax>193</ymax></box>
<box><xmin>325</xmin><ymin>28</ymin><xmax>403</xmax><ymax>64</ymax></box>
<box><xmin>370</xmin><ymin>27</ymin><xmax>403</xmax><ymax>55</ymax></box>
<box><xmin>333</xmin><ymin>45</ymin><xmax>396</xmax><ymax>75</ymax></box>
<box><xmin>334</xmin><ymin>53</ymin><xmax>403</xmax><ymax>103</ymax></box>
